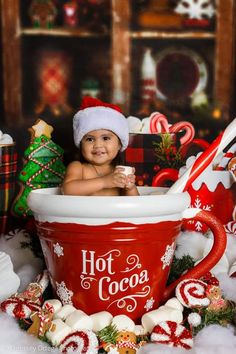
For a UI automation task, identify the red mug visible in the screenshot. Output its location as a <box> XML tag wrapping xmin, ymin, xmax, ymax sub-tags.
<box><xmin>152</xmin><ymin>166</ymin><xmax>236</xmax><ymax>233</ymax></box>
<box><xmin>28</xmin><ymin>187</ymin><xmax>226</xmax><ymax>323</ymax></box>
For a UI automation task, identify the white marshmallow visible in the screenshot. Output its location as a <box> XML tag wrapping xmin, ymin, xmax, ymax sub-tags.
<box><xmin>90</xmin><ymin>311</ymin><xmax>113</xmax><ymax>332</ymax></box>
<box><xmin>111</xmin><ymin>315</ymin><xmax>135</xmax><ymax>332</ymax></box>
<box><xmin>134</xmin><ymin>325</ymin><xmax>147</xmax><ymax>336</ymax></box>
<box><xmin>54</xmin><ymin>304</ymin><xmax>77</xmax><ymax>320</ymax></box>
<box><xmin>46</xmin><ymin>319</ymin><xmax>71</xmax><ymax>346</ymax></box>
<box><xmin>141</xmin><ymin>306</ymin><xmax>183</xmax><ymax>333</ymax></box>
<box><xmin>0</xmin><ymin>133</ymin><xmax>13</xmax><ymax>145</ymax></box>
<box><xmin>43</xmin><ymin>299</ymin><xmax>62</xmax><ymax>314</ymax></box>
<box><xmin>141</xmin><ymin>117</ymin><xmax>151</xmax><ymax>133</ymax></box>
<box><xmin>164</xmin><ymin>297</ymin><xmax>184</xmax><ymax>311</ymax></box>
<box><xmin>127</xmin><ymin>116</ymin><xmax>142</xmax><ymax>133</ymax></box>
<box><xmin>65</xmin><ymin>309</ymin><xmax>93</xmax><ymax>330</ymax></box>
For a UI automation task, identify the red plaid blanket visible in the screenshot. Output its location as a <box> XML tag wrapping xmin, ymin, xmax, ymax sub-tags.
<box><xmin>123</xmin><ymin>133</ymin><xmax>181</xmax><ymax>186</ymax></box>
<box><xmin>0</xmin><ymin>144</ymin><xmax>17</xmax><ymax>235</ymax></box>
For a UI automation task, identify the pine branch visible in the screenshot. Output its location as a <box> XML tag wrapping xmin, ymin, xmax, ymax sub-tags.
<box><xmin>97</xmin><ymin>324</ymin><xmax>119</xmax><ymax>345</ymax></box>
<box><xmin>167</xmin><ymin>255</ymin><xmax>195</xmax><ymax>285</ymax></box>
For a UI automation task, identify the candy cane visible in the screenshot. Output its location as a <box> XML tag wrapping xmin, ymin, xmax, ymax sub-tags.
<box><xmin>169</xmin><ymin>121</ymin><xmax>195</xmax><ymax>146</ymax></box>
<box><xmin>149</xmin><ymin>112</ymin><xmax>169</xmax><ymax>133</ymax></box>
<box><xmin>214</xmin><ymin>142</ymin><xmax>236</xmax><ymax>170</ymax></box>
<box><xmin>167</xmin><ymin>118</ymin><xmax>236</xmax><ymax>194</ymax></box>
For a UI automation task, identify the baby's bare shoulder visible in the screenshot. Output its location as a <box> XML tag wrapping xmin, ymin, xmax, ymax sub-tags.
<box><xmin>65</xmin><ymin>161</ymin><xmax>83</xmax><ymax>178</ymax></box>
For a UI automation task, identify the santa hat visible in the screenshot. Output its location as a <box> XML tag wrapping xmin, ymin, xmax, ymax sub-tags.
<box><xmin>73</xmin><ymin>96</ymin><xmax>129</xmax><ymax>151</ymax></box>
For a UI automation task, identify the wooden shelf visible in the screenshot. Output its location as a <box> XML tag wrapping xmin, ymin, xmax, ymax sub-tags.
<box><xmin>131</xmin><ymin>31</ymin><xmax>216</xmax><ymax>40</ymax></box>
<box><xmin>21</xmin><ymin>27</ymin><xmax>109</xmax><ymax>38</ymax></box>
<box><xmin>1</xmin><ymin>0</ymin><xmax>235</xmax><ymax>127</ymax></box>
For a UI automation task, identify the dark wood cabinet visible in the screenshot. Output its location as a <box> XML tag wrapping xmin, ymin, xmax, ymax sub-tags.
<box><xmin>1</xmin><ymin>0</ymin><xmax>235</xmax><ymax>130</ymax></box>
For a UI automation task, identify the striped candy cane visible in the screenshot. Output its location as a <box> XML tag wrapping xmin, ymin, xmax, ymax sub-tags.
<box><xmin>214</xmin><ymin>142</ymin><xmax>236</xmax><ymax>170</ymax></box>
<box><xmin>149</xmin><ymin>112</ymin><xmax>169</xmax><ymax>133</ymax></box>
<box><xmin>167</xmin><ymin>118</ymin><xmax>236</xmax><ymax>194</ymax></box>
<box><xmin>169</xmin><ymin>121</ymin><xmax>195</xmax><ymax>145</ymax></box>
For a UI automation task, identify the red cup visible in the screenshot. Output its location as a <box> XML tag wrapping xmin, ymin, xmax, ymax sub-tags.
<box><xmin>152</xmin><ymin>168</ymin><xmax>235</xmax><ymax>232</ymax></box>
<box><xmin>28</xmin><ymin>187</ymin><xmax>226</xmax><ymax>322</ymax></box>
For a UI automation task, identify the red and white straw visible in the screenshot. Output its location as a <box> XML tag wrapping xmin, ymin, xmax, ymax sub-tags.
<box><xmin>214</xmin><ymin>142</ymin><xmax>236</xmax><ymax>170</ymax></box>
<box><xmin>167</xmin><ymin>118</ymin><xmax>236</xmax><ymax>194</ymax></box>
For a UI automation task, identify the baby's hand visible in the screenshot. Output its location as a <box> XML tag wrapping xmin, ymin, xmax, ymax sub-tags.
<box><xmin>115</xmin><ymin>166</ymin><xmax>136</xmax><ymax>190</ymax></box>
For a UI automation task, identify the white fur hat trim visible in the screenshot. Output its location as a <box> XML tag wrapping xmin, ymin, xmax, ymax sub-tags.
<box><xmin>73</xmin><ymin>106</ymin><xmax>129</xmax><ymax>151</ymax></box>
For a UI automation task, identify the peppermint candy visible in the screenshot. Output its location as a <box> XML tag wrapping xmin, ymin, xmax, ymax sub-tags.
<box><xmin>59</xmin><ymin>330</ymin><xmax>98</xmax><ymax>353</ymax></box>
<box><xmin>224</xmin><ymin>221</ymin><xmax>236</xmax><ymax>236</ymax></box>
<box><xmin>151</xmin><ymin>321</ymin><xmax>193</xmax><ymax>350</ymax></box>
<box><xmin>1</xmin><ymin>297</ymin><xmax>41</xmax><ymax>319</ymax></box>
<box><xmin>175</xmin><ymin>279</ymin><xmax>210</xmax><ymax>308</ymax></box>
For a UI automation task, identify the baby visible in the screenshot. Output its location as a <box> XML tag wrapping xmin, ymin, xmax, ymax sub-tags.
<box><xmin>62</xmin><ymin>97</ymin><xmax>139</xmax><ymax>196</ymax></box>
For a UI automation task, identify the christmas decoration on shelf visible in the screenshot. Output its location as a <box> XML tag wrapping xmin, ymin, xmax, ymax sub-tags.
<box><xmin>12</xmin><ymin>120</ymin><xmax>66</xmax><ymax>217</ymax></box>
<box><xmin>78</xmin><ymin>0</ymin><xmax>111</xmax><ymax>32</ymax></box>
<box><xmin>138</xmin><ymin>48</ymin><xmax>166</xmax><ymax>117</ymax></box>
<box><xmin>29</xmin><ymin>0</ymin><xmax>57</xmax><ymax>28</ymax></box>
<box><xmin>174</xmin><ymin>0</ymin><xmax>216</xmax><ymax>28</ymax></box>
<box><xmin>35</xmin><ymin>50</ymin><xmax>72</xmax><ymax>117</ymax></box>
<box><xmin>81</xmin><ymin>78</ymin><xmax>101</xmax><ymax>99</ymax></box>
<box><xmin>137</xmin><ymin>0</ymin><xmax>183</xmax><ymax>29</ymax></box>
<box><xmin>138</xmin><ymin>46</ymin><xmax>209</xmax><ymax>117</ymax></box>
<box><xmin>63</xmin><ymin>0</ymin><xmax>79</xmax><ymax>28</ymax></box>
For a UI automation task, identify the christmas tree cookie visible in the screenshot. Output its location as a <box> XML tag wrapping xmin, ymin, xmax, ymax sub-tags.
<box><xmin>12</xmin><ymin>120</ymin><xmax>66</xmax><ymax>217</ymax></box>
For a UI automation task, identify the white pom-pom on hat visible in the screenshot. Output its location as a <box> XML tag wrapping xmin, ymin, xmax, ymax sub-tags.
<box><xmin>73</xmin><ymin>97</ymin><xmax>129</xmax><ymax>151</ymax></box>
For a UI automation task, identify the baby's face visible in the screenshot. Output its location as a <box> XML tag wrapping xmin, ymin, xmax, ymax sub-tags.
<box><xmin>81</xmin><ymin>129</ymin><xmax>121</xmax><ymax>165</ymax></box>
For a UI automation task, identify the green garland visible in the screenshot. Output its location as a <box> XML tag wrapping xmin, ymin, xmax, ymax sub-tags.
<box><xmin>153</xmin><ymin>133</ymin><xmax>185</xmax><ymax>169</ymax></box>
<box><xmin>167</xmin><ymin>255</ymin><xmax>195</xmax><ymax>285</ymax></box>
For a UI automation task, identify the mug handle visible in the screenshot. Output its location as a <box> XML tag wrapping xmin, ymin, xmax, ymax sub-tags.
<box><xmin>162</xmin><ymin>208</ymin><xmax>227</xmax><ymax>302</ymax></box>
<box><xmin>152</xmin><ymin>168</ymin><xmax>178</xmax><ymax>187</ymax></box>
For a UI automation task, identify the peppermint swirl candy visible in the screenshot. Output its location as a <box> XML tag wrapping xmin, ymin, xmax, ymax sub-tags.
<box><xmin>175</xmin><ymin>279</ymin><xmax>210</xmax><ymax>308</ymax></box>
<box><xmin>59</xmin><ymin>330</ymin><xmax>98</xmax><ymax>353</ymax></box>
<box><xmin>151</xmin><ymin>321</ymin><xmax>193</xmax><ymax>350</ymax></box>
<box><xmin>224</xmin><ymin>221</ymin><xmax>236</xmax><ymax>236</ymax></box>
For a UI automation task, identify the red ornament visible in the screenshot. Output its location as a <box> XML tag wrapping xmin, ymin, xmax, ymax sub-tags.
<box><xmin>151</xmin><ymin>321</ymin><xmax>193</xmax><ymax>350</ymax></box>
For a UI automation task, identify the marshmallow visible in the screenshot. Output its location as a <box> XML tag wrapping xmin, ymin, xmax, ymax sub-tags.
<box><xmin>65</xmin><ymin>309</ymin><xmax>93</xmax><ymax>330</ymax></box>
<box><xmin>141</xmin><ymin>306</ymin><xmax>183</xmax><ymax>333</ymax></box>
<box><xmin>141</xmin><ymin>117</ymin><xmax>151</xmax><ymax>133</ymax></box>
<box><xmin>46</xmin><ymin>319</ymin><xmax>71</xmax><ymax>346</ymax></box>
<box><xmin>54</xmin><ymin>304</ymin><xmax>77</xmax><ymax>321</ymax></box>
<box><xmin>90</xmin><ymin>311</ymin><xmax>113</xmax><ymax>332</ymax></box>
<box><xmin>134</xmin><ymin>325</ymin><xmax>148</xmax><ymax>336</ymax></box>
<box><xmin>0</xmin><ymin>131</ymin><xmax>14</xmax><ymax>145</ymax></box>
<box><xmin>127</xmin><ymin>116</ymin><xmax>142</xmax><ymax>133</ymax></box>
<box><xmin>111</xmin><ymin>315</ymin><xmax>135</xmax><ymax>332</ymax></box>
<box><xmin>43</xmin><ymin>299</ymin><xmax>62</xmax><ymax>314</ymax></box>
<box><xmin>164</xmin><ymin>297</ymin><xmax>184</xmax><ymax>311</ymax></box>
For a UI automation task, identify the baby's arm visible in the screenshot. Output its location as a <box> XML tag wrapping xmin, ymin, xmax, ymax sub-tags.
<box><xmin>62</xmin><ymin>161</ymin><xmax>128</xmax><ymax>196</ymax></box>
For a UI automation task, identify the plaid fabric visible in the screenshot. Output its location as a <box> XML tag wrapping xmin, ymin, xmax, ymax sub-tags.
<box><xmin>0</xmin><ymin>145</ymin><xmax>17</xmax><ymax>235</ymax></box>
<box><xmin>123</xmin><ymin>133</ymin><xmax>181</xmax><ymax>186</ymax></box>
